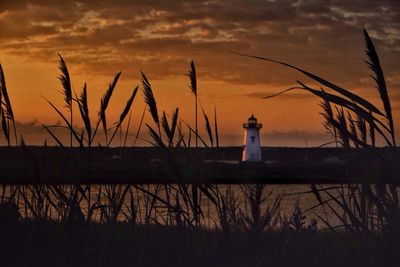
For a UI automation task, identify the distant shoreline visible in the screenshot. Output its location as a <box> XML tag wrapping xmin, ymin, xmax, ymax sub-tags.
<box><xmin>0</xmin><ymin>146</ymin><xmax>397</xmax><ymax>184</ymax></box>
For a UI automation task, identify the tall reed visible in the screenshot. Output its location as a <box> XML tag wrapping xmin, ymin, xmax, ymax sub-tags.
<box><xmin>100</xmin><ymin>71</ymin><xmax>121</xmax><ymax>145</ymax></box>
<box><xmin>58</xmin><ymin>54</ymin><xmax>73</xmax><ymax>147</ymax></box>
<box><xmin>0</xmin><ymin>54</ymin><xmax>282</xmax><ymax>236</ymax></box>
<box><xmin>187</xmin><ymin>61</ymin><xmax>198</xmax><ymax>147</ymax></box>
<box><xmin>0</xmin><ymin>64</ymin><xmax>18</xmax><ymax>145</ymax></box>
<box><xmin>235</xmin><ymin>28</ymin><xmax>399</xmax><ymax>246</ymax></box>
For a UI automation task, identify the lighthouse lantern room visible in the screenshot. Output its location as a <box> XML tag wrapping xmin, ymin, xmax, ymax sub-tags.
<box><xmin>242</xmin><ymin>114</ymin><xmax>262</xmax><ymax>161</ymax></box>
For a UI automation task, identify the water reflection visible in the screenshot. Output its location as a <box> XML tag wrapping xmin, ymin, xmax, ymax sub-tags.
<box><xmin>0</xmin><ymin>184</ymin><xmax>340</xmax><ymax>228</ymax></box>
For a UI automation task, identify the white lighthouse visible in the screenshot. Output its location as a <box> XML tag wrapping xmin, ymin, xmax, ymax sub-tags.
<box><xmin>242</xmin><ymin>114</ymin><xmax>262</xmax><ymax>161</ymax></box>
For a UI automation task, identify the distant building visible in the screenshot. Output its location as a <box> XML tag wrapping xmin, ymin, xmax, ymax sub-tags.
<box><xmin>242</xmin><ymin>114</ymin><xmax>262</xmax><ymax>161</ymax></box>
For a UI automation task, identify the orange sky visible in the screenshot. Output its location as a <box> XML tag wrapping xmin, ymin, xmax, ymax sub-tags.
<box><xmin>0</xmin><ymin>0</ymin><xmax>399</xmax><ymax>146</ymax></box>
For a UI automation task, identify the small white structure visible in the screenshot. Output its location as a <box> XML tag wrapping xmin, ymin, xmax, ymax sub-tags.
<box><xmin>242</xmin><ymin>114</ymin><xmax>262</xmax><ymax>161</ymax></box>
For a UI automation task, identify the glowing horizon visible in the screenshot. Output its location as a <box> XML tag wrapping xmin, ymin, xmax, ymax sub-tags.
<box><xmin>0</xmin><ymin>0</ymin><xmax>399</xmax><ymax>146</ymax></box>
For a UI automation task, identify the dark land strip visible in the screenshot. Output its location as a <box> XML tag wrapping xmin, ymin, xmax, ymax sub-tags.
<box><xmin>0</xmin><ymin>146</ymin><xmax>397</xmax><ymax>184</ymax></box>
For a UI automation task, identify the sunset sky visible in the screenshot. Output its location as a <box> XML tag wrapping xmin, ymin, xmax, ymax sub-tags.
<box><xmin>0</xmin><ymin>0</ymin><xmax>399</xmax><ymax>146</ymax></box>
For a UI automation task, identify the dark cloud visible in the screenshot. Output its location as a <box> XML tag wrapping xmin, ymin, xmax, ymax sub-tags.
<box><xmin>0</xmin><ymin>0</ymin><xmax>399</xmax><ymax>113</ymax></box>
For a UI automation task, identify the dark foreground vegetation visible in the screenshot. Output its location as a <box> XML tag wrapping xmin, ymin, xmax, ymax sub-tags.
<box><xmin>0</xmin><ymin>28</ymin><xmax>399</xmax><ymax>266</ymax></box>
<box><xmin>0</xmin><ymin>220</ymin><xmax>398</xmax><ymax>267</ymax></box>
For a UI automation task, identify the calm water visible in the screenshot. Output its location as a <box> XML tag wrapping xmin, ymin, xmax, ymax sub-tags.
<box><xmin>0</xmin><ymin>184</ymin><xmax>341</xmax><ymax>228</ymax></box>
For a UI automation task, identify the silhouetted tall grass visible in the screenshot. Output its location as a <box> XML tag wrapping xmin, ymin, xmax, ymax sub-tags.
<box><xmin>188</xmin><ymin>60</ymin><xmax>198</xmax><ymax>147</ymax></box>
<box><xmin>58</xmin><ymin>54</ymin><xmax>73</xmax><ymax>147</ymax></box>
<box><xmin>236</xmin><ymin>28</ymin><xmax>400</xmax><ymax>248</ymax></box>
<box><xmin>0</xmin><ymin>55</ymin><xmax>231</xmax><ymax>231</ymax></box>
<box><xmin>0</xmin><ymin>63</ymin><xmax>17</xmax><ymax>146</ymax></box>
<box><xmin>0</xmin><ymin>29</ymin><xmax>398</xmax><ymax>266</ymax></box>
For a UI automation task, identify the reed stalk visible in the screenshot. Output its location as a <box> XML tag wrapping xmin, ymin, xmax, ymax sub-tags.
<box><xmin>236</xmin><ymin>28</ymin><xmax>399</xmax><ymax>245</ymax></box>
<box><xmin>0</xmin><ymin>64</ymin><xmax>18</xmax><ymax>145</ymax></box>
<box><xmin>57</xmin><ymin>54</ymin><xmax>73</xmax><ymax>147</ymax></box>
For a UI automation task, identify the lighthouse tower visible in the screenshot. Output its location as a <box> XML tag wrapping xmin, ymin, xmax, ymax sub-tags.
<box><xmin>242</xmin><ymin>114</ymin><xmax>262</xmax><ymax>161</ymax></box>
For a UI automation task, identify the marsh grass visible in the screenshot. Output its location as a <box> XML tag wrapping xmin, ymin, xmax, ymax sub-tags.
<box><xmin>0</xmin><ymin>57</ymin><xmax>233</xmax><ymax>230</ymax></box>
<box><xmin>0</xmin><ymin>29</ymin><xmax>398</xmax><ymax>266</ymax></box>
<box><xmin>57</xmin><ymin>54</ymin><xmax>73</xmax><ymax>147</ymax></box>
<box><xmin>0</xmin><ymin>63</ymin><xmax>17</xmax><ymax>146</ymax></box>
<box><xmin>2</xmin><ymin>220</ymin><xmax>384</xmax><ymax>267</ymax></box>
<box><xmin>236</xmin><ymin>28</ymin><xmax>400</xmax><ymax>248</ymax></box>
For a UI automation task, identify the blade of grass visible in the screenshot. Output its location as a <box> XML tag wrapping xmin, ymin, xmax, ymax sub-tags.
<box><xmin>1</xmin><ymin>108</ymin><xmax>10</xmax><ymax>146</ymax></box>
<box><xmin>77</xmin><ymin>83</ymin><xmax>92</xmax><ymax>145</ymax></box>
<box><xmin>123</xmin><ymin>111</ymin><xmax>132</xmax><ymax>147</ymax></box>
<box><xmin>107</xmin><ymin>85</ymin><xmax>138</xmax><ymax>147</ymax></box>
<box><xmin>214</xmin><ymin>106</ymin><xmax>219</xmax><ymax>148</ymax></box>
<box><xmin>268</xmin><ymin>82</ymin><xmax>393</xmax><ymax>145</ymax></box>
<box><xmin>231</xmin><ymin>50</ymin><xmax>384</xmax><ymax>116</ymax></box>
<box><xmin>100</xmin><ymin>71</ymin><xmax>121</xmax><ymax>144</ymax></box>
<box><xmin>40</xmin><ymin>123</ymin><xmax>65</xmax><ymax>147</ymax></box>
<box><xmin>363</xmin><ymin>28</ymin><xmax>396</xmax><ymax>146</ymax></box>
<box><xmin>132</xmin><ymin>105</ymin><xmax>146</xmax><ymax>147</ymax></box>
<box><xmin>201</xmin><ymin>105</ymin><xmax>213</xmax><ymax>147</ymax></box>
<box><xmin>43</xmin><ymin>97</ymin><xmax>83</xmax><ymax>146</ymax></box>
<box><xmin>0</xmin><ymin>63</ymin><xmax>17</xmax><ymax>145</ymax></box>
<box><xmin>146</xmin><ymin>123</ymin><xmax>165</xmax><ymax>147</ymax></box>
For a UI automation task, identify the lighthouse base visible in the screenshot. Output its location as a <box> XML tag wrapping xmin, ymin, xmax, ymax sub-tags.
<box><xmin>241</xmin><ymin>148</ymin><xmax>263</xmax><ymax>162</ymax></box>
<box><xmin>239</xmin><ymin>160</ymin><xmax>266</xmax><ymax>166</ymax></box>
